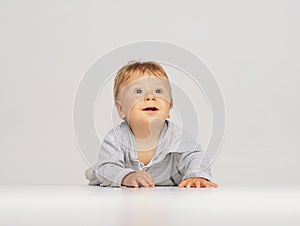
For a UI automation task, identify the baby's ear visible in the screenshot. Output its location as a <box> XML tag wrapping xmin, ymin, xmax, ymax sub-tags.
<box><xmin>115</xmin><ymin>100</ymin><xmax>126</xmax><ymax>119</ymax></box>
<box><xmin>167</xmin><ymin>102</ymin><xmax>173</xmax><ymax>118</ymax></box>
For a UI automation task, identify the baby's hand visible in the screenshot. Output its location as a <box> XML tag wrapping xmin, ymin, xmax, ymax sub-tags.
<box><xmin>121</xmin><ymin>171</ymin><xmax>155</xmax><ymax>188</ymax></box>
<box><xmin>178</xmin><ymin>177</ymin><xmax>218</xmax><ymax>188</ymax></box>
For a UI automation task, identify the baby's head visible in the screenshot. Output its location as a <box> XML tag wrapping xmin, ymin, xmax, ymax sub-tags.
<box><xmin>114</xmin><ymin>61</ymin><xmax>173</xmax><ymax>126</ymax></box>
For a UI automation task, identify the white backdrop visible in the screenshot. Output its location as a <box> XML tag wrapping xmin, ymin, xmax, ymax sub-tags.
<box><xmin>1</xmin><ymin>0</ymin><xmax>299</xmax><ymax>186</ymax></box>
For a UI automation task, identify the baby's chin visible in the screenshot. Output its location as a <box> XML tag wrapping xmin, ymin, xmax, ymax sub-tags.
<box><xmin>147</xmin><ymin>117</ymin><xmax>165</xmax><ymax>126</ymax></box>
<box><xmin>128</xmin><ymin>115</ymin><xmax>166</xmax><ymax>126</ymax></box>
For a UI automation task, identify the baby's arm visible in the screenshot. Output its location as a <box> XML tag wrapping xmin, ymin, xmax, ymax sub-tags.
<box><xmin>95</xmin><ymin>132</ymin><xmax>136</xmax><ymax>187</ymax></box>
<box><xmin>177</xmin><ymin>144</ymin><xmax>218</xmax><ymax>188</ymax></box>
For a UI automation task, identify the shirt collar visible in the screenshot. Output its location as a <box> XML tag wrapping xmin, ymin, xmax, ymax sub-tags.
<box><xmin>122</xmin><ymin>119</ymin><xmax>170</xmax><ymax>161</ymax></box>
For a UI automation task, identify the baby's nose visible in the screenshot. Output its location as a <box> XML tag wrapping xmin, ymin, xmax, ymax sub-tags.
<box><xmin>144</xmin><ymin>95</ymin><xmax>156</xmax><ymax>101</ymax></box>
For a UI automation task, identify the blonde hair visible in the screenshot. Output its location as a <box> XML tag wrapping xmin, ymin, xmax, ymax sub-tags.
<box><xmin>114</xmin><ymin>61</ymin><xmax>173</xmax><ymax>104</ymax></box>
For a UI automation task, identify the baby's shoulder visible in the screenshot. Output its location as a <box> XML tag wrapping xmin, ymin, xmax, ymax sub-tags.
<box><xmin>167</xmin><ymin>121</ymin><xmax>192</xmax><ymax>140</ymax></box>
<box><xmin>104</xmin><ymin>121</ymin><xmax>131</xmax><ymax>141</ymax></box>
<box><xmin>166</xmin><ymin>121</ymin><xmax>201</xmax><ymax>152</ymax></box>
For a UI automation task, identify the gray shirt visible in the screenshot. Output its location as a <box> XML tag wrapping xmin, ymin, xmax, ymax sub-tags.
<box><xmin>85</xmin><ymin>120</ymin><xmax>212</xmax><ymax>187</ymax></box>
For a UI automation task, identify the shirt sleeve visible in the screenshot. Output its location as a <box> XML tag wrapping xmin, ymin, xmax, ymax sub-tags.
<box><xmin>178</xmin><ymin>145</ymin><xmax>212</xmax><ymax>181</ymax></box>
<box><xmin>176</xmin><ymin>130</ymin><xmax>212</xmax><ymax>181</ymax></box>
<box><xmin>95</xmin><ymin>131</ymin><xmax>136</xmax><ymax>187</ymax></box>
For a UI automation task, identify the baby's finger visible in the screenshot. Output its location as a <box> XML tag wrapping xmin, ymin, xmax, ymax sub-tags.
<box><xmin>186</xmin><ymin>180</ymin><xmax>193</xmax><ymax>188</ymax></box>
<box><xmin>208</xmin><ymin>181</ymin><xmax>218</xmax><ymax>188</ymax></box>
<box><xmin>200</xmin><ymin>180</ymin><xmax>210</xmax><ymax>188</ymax></box>
<box><xmin>205</xmin><ymin>183</ymin><xmax>211</xmax><ymax>188</ymax></box>
<box><xmin>143</xmin><ymin>175</ymin><xmax>155</xmax><ymax>187</ymax></box>
<box><xmin>128</xmin><ymin>181</ymin><xmax>139</xmax><ymax>188</ymax></box>
<box><xmin>136</xmin><ymin>177</ymin><xmax>150</xmax><ymax>188</ymax></box>
<box><xmin>178</xmin><ymin>180</ymin><xmax>187</xmax><ymax>188</ymax></box>
<box><xmin>143</xmin><ymin>173</ymin><xmax>155</xmax><ymax>186</ymax></box>
<box><xmin>195</xmin><ymin>180</ymin><xmax>201</xmax><ymax>188</ymax></box>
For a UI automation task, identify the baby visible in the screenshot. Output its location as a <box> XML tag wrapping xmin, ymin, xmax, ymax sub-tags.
<box><xmin>85</xmin><ymin>61</ymin><xmax>218</xmax><ymax>188</ymax></box>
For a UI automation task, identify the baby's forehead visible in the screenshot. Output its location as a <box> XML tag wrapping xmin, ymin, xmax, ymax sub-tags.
<box><xmin>122</xmin><ymin>74</ymin><xmax>169</xmax><ymax>88</ymax></box>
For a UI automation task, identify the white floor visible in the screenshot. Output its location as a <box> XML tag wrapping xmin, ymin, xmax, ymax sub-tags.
<box><xmin>1</xmin><ymin>185</ymin><xmax>299</xmax><ymax>226</ymax></box>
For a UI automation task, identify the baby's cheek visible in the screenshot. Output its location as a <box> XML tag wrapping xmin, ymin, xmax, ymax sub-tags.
<box><xmin>122</xmin><ymin>98</ymin><xmax>139</xmax><ymax>113</ymax></box>
<box><xmin>158</xmin><ymin>94</ymin><xmax>172</xmax><ymax>104</ymax></box>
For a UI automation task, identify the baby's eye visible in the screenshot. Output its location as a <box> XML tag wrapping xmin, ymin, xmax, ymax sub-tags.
<box><xmin>134</xmin><ymin>88</ymin><xmax>143</xmax><ymax>94</ymax></box>
<box><xmin>154</xmin><ymin>88</ymin><xmax>163</xmax><ymax>94</ymax></box>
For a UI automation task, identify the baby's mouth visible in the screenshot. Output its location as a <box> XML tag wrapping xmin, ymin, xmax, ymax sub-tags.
<box><xmin>142</xmin><ymin>107</ymin><xmax>159</xmax><ymax>112</ymax></box>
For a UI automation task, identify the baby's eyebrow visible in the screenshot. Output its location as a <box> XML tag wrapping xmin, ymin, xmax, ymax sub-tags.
<box><xmin>125</xmin><ymin>81</ymin><xmax>168</xmax><ymax>90</ymax></box>
<box><xmin>128</xmin><ymin>84</ymin><xmax>143</xmax><ymax>89</ymax></box>
<box><xmin>126</xmin><ymin>80</ymin><xmax>144</xmax><ymax>86</ymax></box>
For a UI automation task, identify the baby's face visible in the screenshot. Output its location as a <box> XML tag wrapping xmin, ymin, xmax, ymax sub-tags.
<box><xmin>115</xmin><ymin>73</ymin><xmax>172</xmax><ymax>125</ymax></box>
